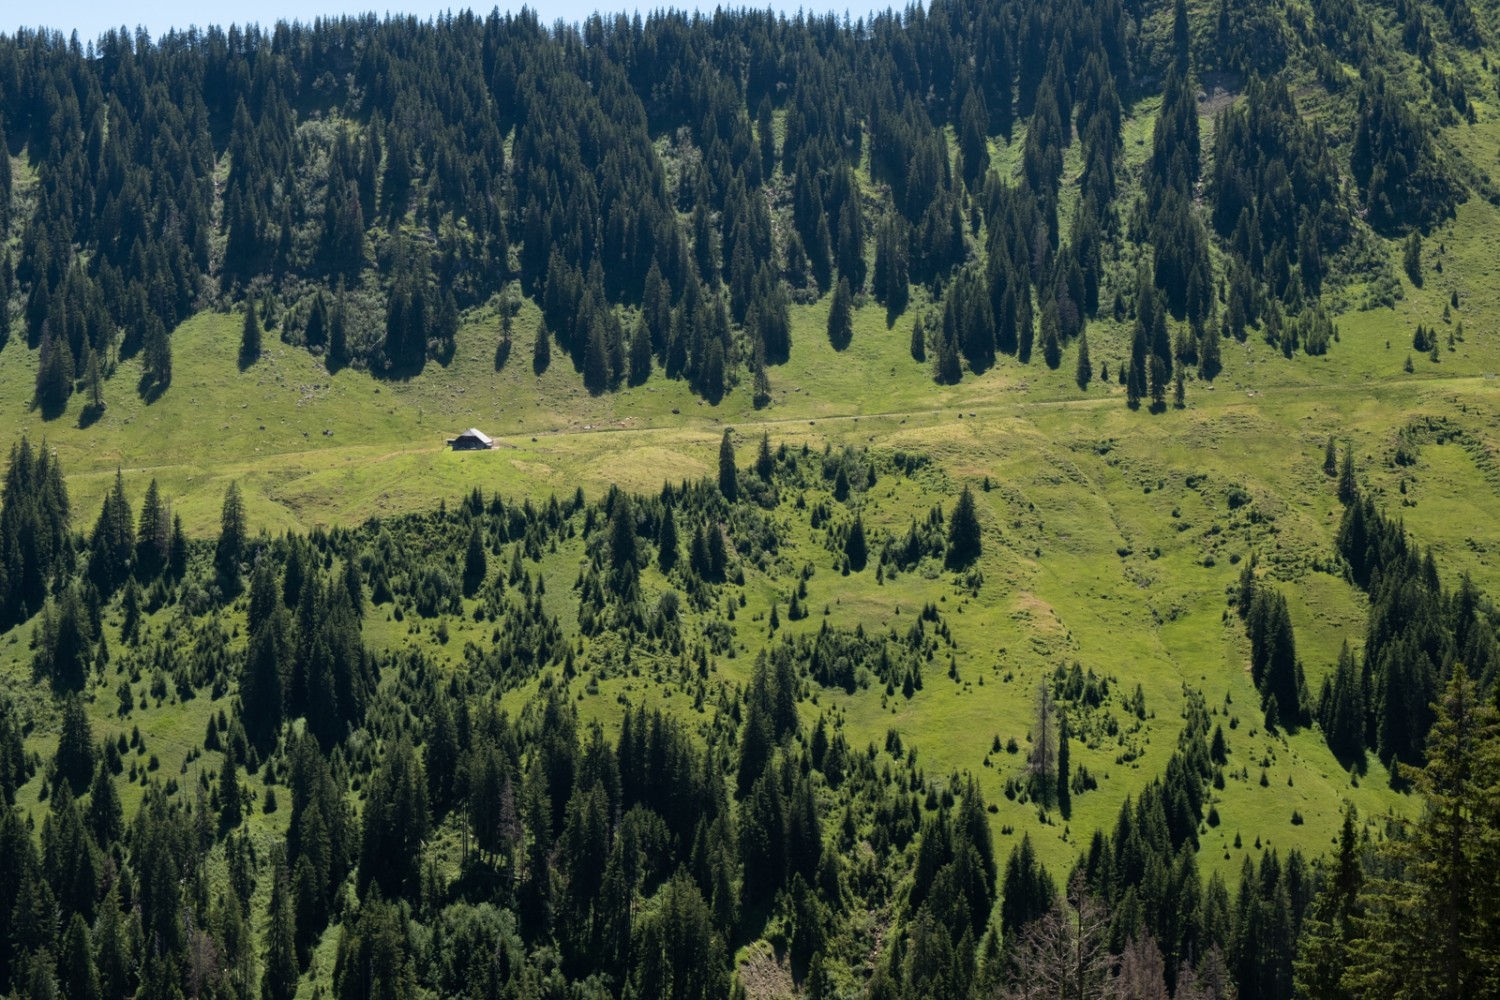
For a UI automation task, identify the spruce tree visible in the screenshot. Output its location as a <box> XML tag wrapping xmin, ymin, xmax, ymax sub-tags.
<box><xmin>946</xmin><ymin>485</ymin><xmax>982</xmax><ymax>569</ymax></box>
<box><xmin>261</xmin><ymin>851</ymin><xmax>298</xmax><ymax>1000</ymax></box>
<box><xmin>219</xmin><ymin>748</ymin><xmax>243</xmax><ymax>832</ymax></box>
<box><xmin>629</xmin><ymin>314</ymin><xmax>652</xmax><ymax>385</ymax></box>
<box><xmin>1338</xmin><ymin>443</ymin><xmax>1358</xmax><ymax>504</ymax></box>
<box><xmin>657</xmin><ymin>503</ymin><xmax>678</xmax><ymax>572</ymax></box>
<box><xmin>1294</xmin><ymin>805</ymin><xmax>1364</xmax><ymax>1000</ymax></box>
<box><xmin>241</xmin><ymin>299</ymin><xmax>262</xmax><ymax>366</ymax></box>
<box><xmin>1075</xmin><ymin>331</ymin><xmax>1092</xmax><ymax>389</ymax></box>
<box><xmin>61</xmin><ymin>914</ymin><xmax>101</xmax><ymax>1000</ymax></box>
<box><xmin>584</xmin><ymin>321</ymin><xmax>609</xmax><ymax>394</ymax></box>
<box><xmin>1057</xmin><ymin>711</ymin><xmax>1072</xmax><ymax>817</ymax></box>
<box><xmin>216</xmin><ymin>481</ymin><xmax>248</xmax><ymax>587</ymax></box>
<box><xmin>1344</xmin><ymin>668</ymin><xmax>1498</xmax><ymax>997</ymax></box>
<box><xmin>463</xmin><ymin>525</ymin><xmax>487</xmax><ymax>597</ymax></box>
<box><xmin>718</xmin><ymin>430</ymin><xmax>738</xmax><ymax>502</ymax></box>
<box><xmin>533</xmin><ymin>320</ymin><xmax>552</xmax><ymax>375</ymax></box>
<box><xmin>910</xmin><ymin>316</ymin><xmax>926</xmax><ymax>362</ymax></box>
<box><xmin>827</xmin><ymin>276</ymin><xmax>853</xmax><ymax>350</ymax></box>
<box><xmin>1128</xmin><ymin>322</ymin><xmax>1147</xmax><ymax>409</ymax></box>
<box><xmin>328</xmin><ymin>285</ymin><xmax>349</xmax><ymax>370</ymax></box>
<box><xmin>756</xmin><ymin>432</ymin><xmax>774</xmax><ymax>481</ymax></box>
<box><xmin>845</xmin><ymin>515</ymin><xmax>868</xmax><ymax>572</ymax></box>
<box><xmin>1403</xmin><ymin>231</ymin><xmax>1423</xmax><ymax>287</ymax></box>
<box><xmin>87</xmin><ymin>757</ymin><xmax>123</xmax><ymax>847</ymax></box>
<box><xmin>83</xmin><ymin>347</ymin><xmax>104</xmax><ymax>415</ymax></box>
<box><xmin>55</xmin><ymin>692</ymin><xmax>95</xmax><ymax>793</ymax></box>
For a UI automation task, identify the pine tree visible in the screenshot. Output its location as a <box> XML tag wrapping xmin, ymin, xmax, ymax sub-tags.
<box><xmin>718</xmin><ymin>430</ymin><xmax>738</xmax><ymax>502</ymax></box>
<box><xmin>305</xmin><ymin>292</ymin><xmax>328</xmax><ymax>349</ymax></box>
<box><xmin>756</xmin><ymin>432</ymin><xmax>774</xmax><ymax>481</ymax></box>
<box><xmin>328</xmin><ymin>285</ymin><xmax>349</xmax><ymax>370</ymax></box>
<box><xmin>463</xmin><ymin>525</ymin><xmax>487</xmax><ymax>597</ymax></box>
<box><xmin>1128</xmin><ymin>320</ymin><xmax>1147</xmax><ymax>410</ymax></box>
<box><xmin>910</xmin><ymin>316</ymin><xmax>927</xmax><ymax>362</ymax></box>
<box><xmin>55</xmin><ymin>692</ymin><xmax>95</xmax><ymax>793</ymax></box>
<box><xmin>1344</xmin><ymin>667</ymin><xmax>1499</xmax><ymax>998</ymax></box>
<box><xmin>216</xmin><ymin>481</ymin><xmax>248</xmax><ymax>587</ymax></box>
<box><xmin>93</xmin><ymin>883</ymin><xmax>131</xmax><ymax>1000</ymax></box>
<box><xmin>629</xmin><ymin>314</ymin><xmax>652</xmax><ymax>385</ymax></box>
<box><xmin>164</xmin><ymin>512</ymin><xmax>187</xmax><ymax>580</ymax></box>
<box><xmin>1075</xmin><ymin>331</ymin><xmax>1092</xmax><ymax>389</ymax></box>
<box><xmin>1338</xmin><ymin>443</ymin><xmax>1358</xmax><ymax>504</ymax></box>
<box><xmin>584</xmin><ymin>320</ymin><xmax>610</xmax><ymax>394</ymax></box>
<box><xmin>262</xmin><ymin>851</ymin><xmax>299</xmax><ymax>1000</ymax></box>
<box><xmin>83</xmin><ymin>347</ymin><xmax>104</xmax><ymax>415</ymax></box>
<box><xmin>533</xmin><ymin>319</ymin><xmax>552</xmax><ymax>374</ymax></box>
<box><xmin>61</xmin><ymin>913</ymin><xmax>101</xmax><ymax>1000</ymax></box>
<box><xmin>87</xmin><ymin>757</ymin><xmax>123</xmax><ymax>847</ymax></box>
<box><xmin>845</xmin><ymin>515</ymin><xmax>868</xmax><ymax>572</ymax></box>
<box><xmin>1057</xmin><ymin>711</ymin><xmax>1072</xmax><ymax>817</ymax></box>
<box><xmin>657</xmin><ymin>503</ymin><xmax>679</xmax><ymax>572</ymax></box>
<box><xmin>219</xmin><ymin>747</ymin><xmax>243</xmax><ymax>832</ymax></box>
<box><xmin>241</xmin><ymin>298</ymin><xmax>262</xmax><ymax>366</ymax></box>
<box><xmin>1324</xmin><ymin>436</ymin><xmax>1339</xmax><ymax>477</ymax></box>
<box><xmin>828</xmin><ymin>276</ymin><xmax>853</xmax><ymax>350</ymax></box>
<box><xmin>946</xmin><ymin>485</ymin><xmax>982</xmax><ymax>569</ymax></box>
<box><xmin>1403</xmin><ymin>231</ymin><xmax>1423</xmax><ymax>287</ymax></box>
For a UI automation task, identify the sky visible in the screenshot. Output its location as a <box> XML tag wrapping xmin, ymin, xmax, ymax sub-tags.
<box><xmin>13</xmin><ymin>0</ymin><xmax>881</xmax><ymax>42</ymax></box>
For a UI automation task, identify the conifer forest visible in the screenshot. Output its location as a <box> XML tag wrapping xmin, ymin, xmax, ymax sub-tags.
<box><xmin>3</xmin><ymin>0</ymin><xmax>1500</xmax><ymax>996</ymax></box>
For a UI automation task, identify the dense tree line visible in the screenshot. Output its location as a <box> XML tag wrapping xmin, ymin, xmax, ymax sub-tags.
<box><xmin>0</xmin><ymin>0</ymin><xmax>1473</xmax><ymax>414</ymax></box>
<box><xmin>1325</xmin><ymin>463</ymin><xmax>1498</xmax><ymax>770</ymax></box>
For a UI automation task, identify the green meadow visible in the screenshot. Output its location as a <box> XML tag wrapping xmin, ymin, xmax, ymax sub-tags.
<box><xmin>7</xmin><ymin>196</ymin><xmax>1496</xmax><ymax>887</ymax></box>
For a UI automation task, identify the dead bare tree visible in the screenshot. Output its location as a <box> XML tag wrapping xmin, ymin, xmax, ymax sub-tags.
<box><xmin>1030</xmin><ymin>682</ymin><xmax>1058</xmax><ymax>806</ymax></box>
<box><xmin>1116</xmin><ymin>934</ymin><xmax>1170</xmax><ymax>1000</ymax></box>
<box><xmin>1001</xmin><ymin>872</ymin><xmax>1114</xmax><ymax>1000</ymax></box>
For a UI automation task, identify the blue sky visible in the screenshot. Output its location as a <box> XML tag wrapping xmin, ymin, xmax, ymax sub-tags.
<box><xmin>15</xmin><ymin>0</ymin><xmax>882</xmax><ymax>41</ymax></box>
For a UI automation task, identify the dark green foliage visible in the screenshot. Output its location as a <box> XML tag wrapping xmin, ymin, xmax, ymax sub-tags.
<box><xmin>53</xmin><ymin>694</ymin><xmax>95</xmax><ymax>794</ymax></box>
<box><xmin>1000</xmin><ymin>833</ymin><xmax>1056</xmax><ymax>937</ymax></box>
<box><xmin>828</xmin><ymin>277</ymin><xmax>853</xmax><ymax>350</ymax></box>
<box><xmin>0</xmin><ymin>698</ymin><xmax>28</xmax><ymax>806</ymax></box>
<box><xmin>845</xmin><ymin>514</ymin><xmax>868</xmax><ymax>572</ymax></box>
<box><xmin>33</xmin><ymin>589</ymin><xmax>94</xmax><ymax>693</ymax></box>
<box><xmin>1</xmin><ymin>437</ymin><xmax>72</xmax><ymax>629</ymax></box>
<box><xmin>241</xmin><ymin>299</ymin><xmax>262</xmax><ymax>367</ymax></box>
<box><xmin>1246</xmin><ymin>583</ymin><xmax>1309</xmax><ymax>729</ymax></box>
<box><xmin>946</xmin><ymin>486</ymin><xmax>981</xmax><ymax>569</ymax></box>
<box><xmin>333</xmin><ymin>894</ymin><xmax>418</xmax><ymax>1000</ymax></box>
<box><xmin>87</xmin><ymin>470</ymin><xmax>134</xmax><ymax>598</ymax></box>
<box><xmin>463</xmin><ymin>526</ymin><xmax>487</xmax><ymax>598</ymax></box>
<box><xmin>262</xmin><ymin>853</ymin><xmax>299</xmax><ymax>1000</ymax></box>
<box><xmin>358</xmin><ymin>736</ymin><xmax>430</xmax><ymax>901</ymax></box>
<box><xmin>217</xmin><ymin>481</ymin><xmax>248</xmax><ymax>589</ymax></box>
<box><xmin>718</xmin><ymin>431</ymin><xmax>738</xmax><ymax>503</ymax></box>
<box><xmin>1210</xmin><ymin>76</ymin><xmax>1347</xmax><ymax>294</ymax></box>
<box><xmin>1352</xmin><ymin>76</ymin><xmax>1459</xmax><ymax>232</ymax></box>
<box><xmin>1403</xmin><ymin>231</ymin><xmax>1423</xmax><ymax>286</ymax></box>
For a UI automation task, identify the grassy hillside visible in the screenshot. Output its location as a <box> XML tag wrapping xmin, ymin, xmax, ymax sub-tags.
<box><xmin>5</xmin><ymin>2</ymin><xmax>1500</xmax><ymax>995</ymax></box>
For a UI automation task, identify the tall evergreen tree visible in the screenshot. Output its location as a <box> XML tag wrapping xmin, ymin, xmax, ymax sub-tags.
<box><xmin>947</xmin><ymin>486</ymin><xmax>982</xmax><ymax>569</ymax></box>
<box><xmin>718</xmin><ymin>431</ymin><xmax>738</xmax><ymax>503</ymax></box>
<box><xmin>262</xmin><ymin>851</ymin><xmax>299</xmax><ymax>1000</ymax></box>
<box><xmin>217</xmin><ymin>481</ymin><xmax>248</xmax><ymax>588</ymax></box>
<box><xmin>241</xmin><ymin>299</ymin><xmax>262</xmax><ymax>366</ymax></box>
<box><xmin>828</xmin><ymin>277</ymin><xmax>853</xmax><ymax>350</ymax></box>
<box><xmin>1075</xmin><ymin>331</ymin><xmax>1093</xmax><ymax>389</ymax></box>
